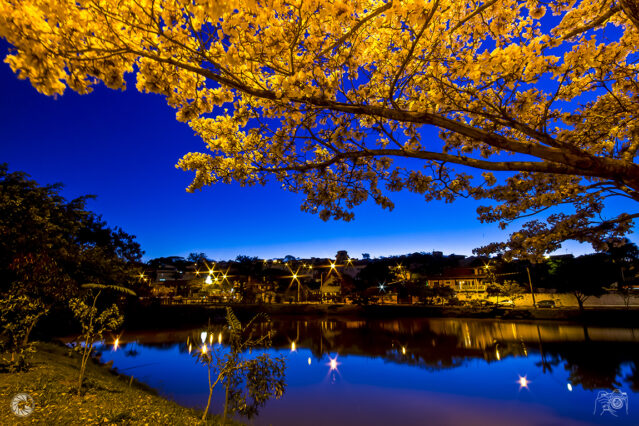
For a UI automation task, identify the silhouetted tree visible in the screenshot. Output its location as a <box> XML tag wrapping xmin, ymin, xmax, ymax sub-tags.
<box><xmin>0</xmin><ymin>164</ymin><xmax>143</xmax><ymax>303</ymax></box>
<box><xmin>547</xmin><ymin>255</ymin><xmax>614</xmax><ymax>311</ymax></box>
<box><xmin>187</xmin><ymin>252</ymin><xmax>209</xmax><ymax>264</ymax></box>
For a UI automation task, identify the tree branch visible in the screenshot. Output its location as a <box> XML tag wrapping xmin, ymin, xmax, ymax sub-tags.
<box><xmin>450</xmin><ymin>0</ymin><xmax>498</xmax><ymax>33</ymax></box>
<box><xmin>127</xmin><ymin>49</ymin><xmax>639</xmax><ymax>188</ymax></box>
<box><xmin>561</xmin><ymin>4</ymin><xmax>621</xmax><ymax>40</ymax></box>
<box><xmin>319</xmin><ymin>1</ymin><xmax>393</xmax><ymax>57</ymax></box>
<box><xmin>258</xmin><ymin>148</ymin><xmax>598</xmax><ymax>176</ymax></box>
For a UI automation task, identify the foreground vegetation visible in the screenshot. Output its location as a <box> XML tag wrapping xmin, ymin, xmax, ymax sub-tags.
<box><xmin>0</xmin><ymin>342</ymin><xmax>232</xmax><ymax>425</ymax></box>
<box><xmin>0</xmin><ymin>168</ymin><xmax>283</xmax><ymax>424</ymax></box>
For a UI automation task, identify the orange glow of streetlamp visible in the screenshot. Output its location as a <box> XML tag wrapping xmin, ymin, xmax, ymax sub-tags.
<box><xmin>113</xmin><ymin>336</ymin><xmax>120</xmax><ymax>351</ymax></box>
<box><xmin>219</xmin><ymin>266</ymin><xmax>231</xmax><ymax>285</ymax></box>
<box><xmin>286</xmin><ymin>265</ymin><xmax>309</xmax><ymax>303</ymax></box>
<box><xmin>325</xmin><ymin>260</ymin><xmax>341</xmax><ymax>280</ymax></box>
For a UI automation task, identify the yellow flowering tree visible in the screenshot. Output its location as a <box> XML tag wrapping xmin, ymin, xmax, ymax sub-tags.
<box><xmin>2</xmin><ymin>0</ymin><xmax>639</xmax><ymax>259</ymax></box>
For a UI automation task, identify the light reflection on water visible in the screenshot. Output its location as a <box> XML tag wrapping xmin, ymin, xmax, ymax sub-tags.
<box><xmin>95</xmin><ymin>317</ymin><xmax>639</xmax><ymax>425</ymax></box>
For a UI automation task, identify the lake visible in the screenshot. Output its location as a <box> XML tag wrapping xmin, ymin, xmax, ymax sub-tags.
<box><xmin>95</xmin><ymin>317</ymin><xmax>639</xmax><ymax>425</ymax></box>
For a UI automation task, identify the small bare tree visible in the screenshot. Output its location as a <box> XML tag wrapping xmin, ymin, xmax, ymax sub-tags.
<box><xmin>193</xmin><ymin>307</ymin><xmax>286</xmax><ymax>423</ymax></box>
<box><xmin>69</xmin><ymin>284</ymin><xmax>134</xmax><ymax>393</ymax></box>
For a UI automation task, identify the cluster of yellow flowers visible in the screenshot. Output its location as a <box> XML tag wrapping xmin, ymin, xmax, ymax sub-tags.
<box><xmin>2</xmin><ymin>0</ymin><xmax>638</xmax><ymax>258</ymax></box>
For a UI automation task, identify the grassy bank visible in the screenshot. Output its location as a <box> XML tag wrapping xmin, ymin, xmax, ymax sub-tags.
<box><xmin>0</xmin><ymin>342</ymin><xmax>231</xmax><ymax>425</ymax></box>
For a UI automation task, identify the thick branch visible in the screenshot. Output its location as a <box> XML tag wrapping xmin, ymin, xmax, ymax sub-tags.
<box><xmin>259</xmin><ymin>148</ymin><xmax>598</xmax><ymax>176</ymax></box>
<box><xmin>130</xmin><ymin>51</ymin><xmax>639</xmax><ymax>188</ymax></box>
<box><xmin>620</xmin><ymin>0</ymin><xmax>639</xmax><ymax>32</ymax></box>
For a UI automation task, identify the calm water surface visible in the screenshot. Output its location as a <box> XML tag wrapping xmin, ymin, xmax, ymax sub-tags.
<box><xmin>95</xmin><ymin>317</ymin><xmax>639</xmax><ymax>425</ymax></box>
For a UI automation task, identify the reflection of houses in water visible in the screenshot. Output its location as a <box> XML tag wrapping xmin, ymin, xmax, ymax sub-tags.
<box><xmin>427</xmin><ymin>319</ymin><xmax>639</xmax><ymax>348</ymax></box>
<box><xmin>108</xmin><ymin>317</ymin><xmax>639</xmax><ymax>391</ymax></box>
<box><xmin>426</xmin><ymin>267</ymin><xmax>487</xmax><ymax>292</ymax></box>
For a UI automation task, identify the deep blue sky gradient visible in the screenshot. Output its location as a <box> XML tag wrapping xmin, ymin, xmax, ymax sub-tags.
<box><xmin>1</xmin><ymin>41</ymin><xmax>636</xmax><ymax>261</ymax></box>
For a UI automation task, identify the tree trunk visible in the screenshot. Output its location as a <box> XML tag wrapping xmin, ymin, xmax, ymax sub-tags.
<box><xmin>574</xmin><ymin>292</ymin><xmax>585</xmax><ymax>312</ymax></box>
<box><xmin>78</xmin><ymin>344</ymin><xmax>92</xmax><ymax>393</ymax></box>
<box><xmin>202</xmin><ymin>366</ymin><xmax>213</xmax><ymax>421</ymax></box>
<box><xmin>21</xmin><ymin>318</ymin><xmax>37</xmax><ymax>348</ymax></box>
<box><xmin>222</xmin><ymin>381</ymin><xmax>230</xmax><ymax>424</ymax></box>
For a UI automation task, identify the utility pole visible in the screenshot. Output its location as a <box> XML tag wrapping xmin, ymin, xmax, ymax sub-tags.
<box><xmin>527</xmin><ymin>267</ymin><xmax>537</xmax><ymax>308</ymax></box>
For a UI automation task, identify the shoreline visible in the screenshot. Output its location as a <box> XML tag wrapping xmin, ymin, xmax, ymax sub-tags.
<box><xmin>0</xmin><ymin>342</ymin><xmax>231</xmax><ymax>425</ymax></box>
<box><xmin>122</xmin><ymin>302</ymin><xmax>639</xmax><ymax>329</ymax></box>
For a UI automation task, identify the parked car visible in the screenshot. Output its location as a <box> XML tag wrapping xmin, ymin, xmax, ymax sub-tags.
<box><xmin>468</xmin><ymin>299</ymin><xmax>494</xmax><ymax>307</ymax></box>
<box><xmin>537</xmin><ymin>300</ymin><xmax>556</xmax><ymax>308</ymax></box>
<box><xmin>497</xmin><ymin>299</ymin><xmax>514</xmax><ymax>307</ymax></box>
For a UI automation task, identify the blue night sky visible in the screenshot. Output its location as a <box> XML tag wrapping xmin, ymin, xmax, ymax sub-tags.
<box><xmin>1</xmin><ymin>40</ymin><xmax>636</xmax><ymax>261</ymax></box>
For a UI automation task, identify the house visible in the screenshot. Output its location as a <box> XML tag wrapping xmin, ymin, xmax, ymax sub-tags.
<box><xmin>320</xmin><ymin>275</ymin><xmax>341</xmax><ymax>301</ymax></box>
<box><xmin>155</xmin><ymin>264</ymin><xmax>178</xmax><ymax>282</ymax></box>
<box><xmin>244</xmin><ymin>278</ymin><xmax>277</xmax><ymax>303</ymax></box>
<box><xmin>320</xmin><ymin>274</ymin><xmax>355</xmax><ymax>302</ymax></box>
<box><xmin>426</xmin><ymin>267</ymin><xmax>488</xmax><ymax>292</ymax></box>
